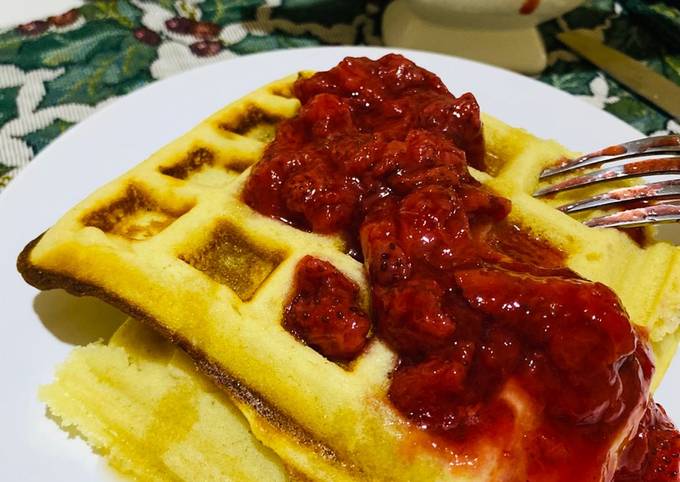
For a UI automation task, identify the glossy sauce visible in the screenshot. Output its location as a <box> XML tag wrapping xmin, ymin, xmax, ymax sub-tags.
<box><xmin>242</xmin><ymin>54</ymin><xmax>676</xmax><ymax>481</ymax></box>
<box><xmin>622</xmin><ymin>157</ymin><xmax>680</xmax><ymax>175</ymax></box>
<box><xmin>284</xmin><ymin>256</ymin><xmax>370</xmax><ymax>361</ymax></box>
<box><xmin>614</xmin><ymin>402</ymin><xmax>680</xmax><ymax>481</ymax></box>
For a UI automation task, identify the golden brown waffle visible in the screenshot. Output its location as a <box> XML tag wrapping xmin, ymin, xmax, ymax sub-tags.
<box><xmin>40</xmin><ymin>319</ymin><xmax>291</xmax><ymax>482</ymax></box>
<box><xmin>21</xmin><ymin>74</ymin><xmax>680</xmax><ymax>481</ymax></box>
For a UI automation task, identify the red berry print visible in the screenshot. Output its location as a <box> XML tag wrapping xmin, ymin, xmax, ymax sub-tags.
<box><xmin>191</xmin><ymin>21</ymin><xmax>221</xmax><ymax>39</ymax></box>
<box><xmin>165</xmin><ymin>16</ymin><xmax>194</xmax><ymax>34</ymax></box>
<box><xmin>16</xmin><ymin>20</ymin><xmax>50</xmax><ymax>36</ymax></box>
<box><xmin>190</xmin><ymin>40</ymin><xmax>222</xmax><ymax>57</ymax></box>
<box><xmin>133</xmin><ymin>27</ymin><xmax>161</xmax><ymax>46</ymax></box>
<box><xmin>49</xmin><ymin>9</ymin><xmax>80</xmax><ymax>27</ymax></box>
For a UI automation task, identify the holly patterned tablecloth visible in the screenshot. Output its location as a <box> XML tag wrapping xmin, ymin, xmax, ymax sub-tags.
<box><xmin>0</xmin><ymin>0</ymin><xmax>679</xmax><ymax>191</ymax></box>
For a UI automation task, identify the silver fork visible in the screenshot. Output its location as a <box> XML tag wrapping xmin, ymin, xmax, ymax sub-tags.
<box><xmin>533</xmin><ymin>135</ymin><xmax>680</xmax><ymax>228</ymax></box>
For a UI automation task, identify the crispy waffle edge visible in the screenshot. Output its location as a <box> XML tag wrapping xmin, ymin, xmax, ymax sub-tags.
<box><xmin>17</xmin><ymin>233</ymin><xmax>344</xmax><ymax>469</ymax></box>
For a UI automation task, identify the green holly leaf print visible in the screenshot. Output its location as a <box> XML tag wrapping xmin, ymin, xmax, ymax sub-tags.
<box><xmin>563</xmin><ymin>1</ymin><xmax>614</xmax><ymax>30</ymax></box>
<box><xmin>230</xmin><ymin>32</ymin><xmax>321</xmax><ymax>55</ymax></box>
<box><xmin>0</xmin><ymin>30</ymin><xmax>23</xmax><ymax>63</ymax></box>
<box><xmin>10</xmin><ymin>21</ymin><xmax>128</xmax><ymax>70</ymax></box>
<box><xmin>156</xmin><ymin>0</ymin><xmax>177</xmax><ymax>13</ymax></box>
<box><xmin>40</xmin><ymin>25</ymin><xmax>127</xmax><ymax>68</ymax></box>
<box><xmin>619</xmin><ymin>0</ymin><xmax>680</xmax><ymax>47</ymax></box>
<box><xmin>200</xmin><ymin>0</ymin><xmax>261</xmax><ymax>24</ymax></box>
<box><xmin>604</xmin><ymin>97</ymin><xmax>668</xmax><ymax>134</ymax></box>
<box><xmin>0</xmin><ymin>87</ymin><xmax>20</xmax><ymax>126</ymax></box>
<box><xmin>38</xmin><ymin>32</ymin><xmax>155</xmax><ymax>108</ymax></box>
<box><xmin>586</xmin><ymin>0</ymin><xmax>616</xmax><ymax>11</ymax></box>
<box><xmin>649</xmin><ymin>3</ymin><xmax>680</xmax><ymax>46</ymax></box>
<box><xmin>650</xmin><ymin>3</ymin><xmax>680</xmax><ymax>20</ymax></box>
<box><xmin>604</xmin><ymin>14</ymin><xmax>661</xmax><ymax>59</ymax></box>
<box><xmin>273</xmin><ymin>0</ymin><xmax>367</xmax><ymax>25</ymax></box>
<box><xmin>23</xmin><ymin>119</ymin><xmax>74</xmax><ymax>154</ymax></box>
<box><xmin>0</xmin><ymin>163</ymin><xmax>14</xmax><ymax>177</ymax></box>
<box><xmin>539</xmin><ymin>68</ymin><xmax>598</xmax><ymax>96</ymax></box>
<box><xmin>662</xmin><ymin>54</ymin><xmax>680</xmax><ymax>85</ymax></box>
<box><xmin>80</xmin><ymin>0</ymin><xmax>142</xmax><ymax>28</ymax></box>
<box><xmin>101</xmin><ymin>36</ymin><xmax>157</xmax><ymax>83</ymax></box>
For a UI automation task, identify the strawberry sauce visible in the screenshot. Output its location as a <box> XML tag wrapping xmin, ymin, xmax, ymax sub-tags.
<box><xmin>284</xmin><ymin>256</ymin><xmax>370</xmax><ymax>361</ymax></box>
<box><xmin>242</xmin><ymin>54</ymin><xmax>678</xmax><ymax>481</ymax></box>
<box><xmin>615</xmin><ymin>402</ymin><xmax>680</xmax><ymax>481</ymax></box>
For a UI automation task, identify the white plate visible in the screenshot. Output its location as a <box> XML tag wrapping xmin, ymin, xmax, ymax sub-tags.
<box><xmin>0</xmin><ymin>46</ymin><xmax>677</xmax><ymax>481</ymax></box>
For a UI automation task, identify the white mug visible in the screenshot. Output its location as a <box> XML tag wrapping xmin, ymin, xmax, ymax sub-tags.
<box><xmin>383</xmin><ymin>0</ymin><xmax>586</xmax><ymax>73</ymax></box>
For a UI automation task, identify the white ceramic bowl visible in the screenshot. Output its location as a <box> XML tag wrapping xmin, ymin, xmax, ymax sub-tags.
<box><xmin>408</xmin><ymin>0</ymin><xmax>586</xmax><ymax>29</ymax></box>
<box><xmin>383</xmin><ymin>0</ymin><xmax>586</xmax><ymax>73</ymax></box>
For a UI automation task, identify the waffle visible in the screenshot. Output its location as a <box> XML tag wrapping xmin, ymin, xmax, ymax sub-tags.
<box><xmin>20</xmin><ymin>73</ymin><xmax>680</xmax><ymax>481</ymax></box>
<box><xmin>40</xmin><ymin>318</ymin><xmax>292</xmax><ymax>482</ymax></box>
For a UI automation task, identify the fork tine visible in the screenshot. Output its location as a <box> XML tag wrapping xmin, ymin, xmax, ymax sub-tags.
<box><xmin>539</xmin><ymin>135</ymin><xmax>680</xmax><ymax>179</ymax></box>
<box><xmin>534</xmin><ymin>156</ymin><xmax>680</xmax><ymax>197</ymax></box>
<box><xmin>557</xmin><ymin>179</ymin><xmax>680</xmax><ymax>213</ymax></box>
<box><xmin>585</xmin><ymin>203</ymin><xmax>680</xmax><ymax>228</ymax></box>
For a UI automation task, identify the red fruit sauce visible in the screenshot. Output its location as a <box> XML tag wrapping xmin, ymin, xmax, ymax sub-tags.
<box><xmin>615</xmin><ymin>402</ymin><xmax>680</xmax><ymax>481</ymax></box>
<box><xmin>242</xmin><ymin>54</ymin><xmax>679</xmax><ymax>481</ymax></box>
<box><xmin>284</xmin><ymin>256</ymin><xmax>370</xmax><ymax>361</ymax></box>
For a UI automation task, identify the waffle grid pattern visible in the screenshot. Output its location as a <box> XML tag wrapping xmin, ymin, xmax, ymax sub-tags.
<box><xmin>22</xmin><ymin>77</ymin><xmax>680</xmax><ymax>481</ymax></box>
